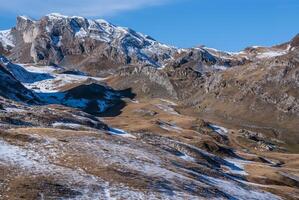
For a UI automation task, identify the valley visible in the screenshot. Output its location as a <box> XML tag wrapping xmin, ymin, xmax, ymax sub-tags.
<box><xmin>0</xmin><ymin>13</ymin><xmax>298</xmax><ymax>199</ymax></box>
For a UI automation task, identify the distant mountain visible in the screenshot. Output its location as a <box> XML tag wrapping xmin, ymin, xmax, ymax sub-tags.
<box><xmin>0</xmin><ymin>13</ymin><xmax>257</xmax><ymax>76</ymax></box>
<box><xmin>2</xmin><ymin>13</ymin><xmax>298</xmax><ymax>77</ymax></box>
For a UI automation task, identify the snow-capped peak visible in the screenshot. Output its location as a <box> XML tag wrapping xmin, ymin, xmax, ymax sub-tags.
<box><xmin>18</xmin><ymin>15</ymin><xmax>34</xmax><ymax>21</ymax></box>
<box><xmin>46</xmin><ymin>13</ymin><xmax>88</xmax><ymax>21</ymax></box>
<box><xmin>40</xmin><ymin>14</ymin><xmax>176</xmax><ymax>66</ymax></box>
<box><xmin>46</xmin><ymin>13</ymin><xmax>68</xmax><ymax>19</ymax></box>
<box><xmin>95</xmin><ymin>19</ymin><xmax>110</xmax><ymax>25</ymax></box>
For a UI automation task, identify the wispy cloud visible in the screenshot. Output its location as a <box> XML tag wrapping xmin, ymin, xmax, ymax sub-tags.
<box><xmin>0</xmin><ymin>0</ymin><xmax>173</xmax><ymax>17</ymax></box>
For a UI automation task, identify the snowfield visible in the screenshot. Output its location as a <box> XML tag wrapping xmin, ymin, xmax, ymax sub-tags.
<box><xmin>0</xmin><ymin>58</ymin><xmax>116</xmax><ymax>113</ymax></box>
<box><xmin>18</xmin><ymin>64</ymin><xmax>106</xmax><ymax>93</ymax></box>
<box><xmin>256</xmin><ymin>45</ymin><xmax>291</xmax><ymax>59</ymax></box>
<box><xmin>257</xmin><ymin>50</ymin><xmax>288</xmax><ymax>59</ymax></box>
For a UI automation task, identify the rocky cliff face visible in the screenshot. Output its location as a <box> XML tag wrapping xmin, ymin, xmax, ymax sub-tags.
<box><xmin>199</xmin><ymin>40</ymin><xmax>299</xmax><ymax>111</ymax></box>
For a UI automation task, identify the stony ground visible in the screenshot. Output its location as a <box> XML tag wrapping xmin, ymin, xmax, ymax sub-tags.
<box><xmin>0</xmin><ymin>97</ymin><xmax>299</xmax><ymax>199</ymax></box>
<box><xmin>0</xmin><ymin>59</ymin><xmax>298</xmax><ymax>199</ymax></box>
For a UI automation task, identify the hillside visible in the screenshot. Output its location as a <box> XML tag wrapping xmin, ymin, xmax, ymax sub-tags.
<box><xmin>0</xmin><ymin>14</ymin><xmax>298</xmax><ymax>200</ymax></box>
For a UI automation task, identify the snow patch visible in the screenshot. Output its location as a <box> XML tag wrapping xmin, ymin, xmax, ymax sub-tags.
<box><xmin>159</xmin><ymin>99</ymin><xmax>177</xmax><ymax>106</ymax></box>
<box><xmin>0</xmin><ymin>139</ymin><xmax>143</xmax><ymax>199</ymax></box>
<box><xmin>127</xmin><ymin>99</ymin><xmax>139</xmax><ymax>104</ymax></box>
<box><xmin>211</xmin><ymin>65</ymin><xmax>229</xmax><ymax>71</ymax></box>
<box><xmin>5</xmin><ymin>107</ymin><xmax>26</xmax><ymax>113</ymax></box>
<box><xmin>75</xmin><ymin>28</ymin><xmax>88</xmax><ymax>38</ymax></box>
<box><xmin>156</xmin><ymin>104</ymin><xmax>179</xmax><ymax>115</ymax></box>
<box><xmin>52</xmin><ymin>122</ymin><xmax>83</xmax><ymax>129</ymax></box>
<box><xmin>22</xmin><ymin>65</ymin><xmax>61</xmax><ymax>73</ymax></box>
<box><xmin>179</xmin><ymin>153</ymin><xmax>196</xmax><ymax>162</ymax></box>
<box><xmin>0</xmin><ymin>29</ymin><xmax>15</xmax><ymax>49</ymax></box>
<box><xmin>19</xmin><ymin>15</ymin><xmax>33</xmax><ymax>21</ymax></box>
<box><xmin>158</xmin><ymin>121</ymin><xmax>182</xmax><ymax>133</ymax></box>
<box><xmin>223</xmin><ymin>158</ymin><xmax>250</xmax><ymax>176</ymax></box>
<box><xmin>23</xmin><ymin>71</ymin><xmax>104</xmax><ymax>93</ymax></box>
<box><xmin>46</xmin><ymin>13</ymin><xmax>68</xmax><ymax>20</ymax></box>
<box><xmin>209</xmin><ymin>124</ymin><xmax>228</xmax><ymax>136</ymax></box>
<box><xmin>0</xmin><ymin>140</ymin><xmax>43</xmax><ymax>170</ymax></box>
<box><xmin>257</xmin><ymin>50</ymin><xmax>288</xmax><ymax>59</ymax></box>
<box><xmin>257</xmin><ymin>45</ymin><xmax>291</xmax><ymax>59</ymax></box>
<box><xmin>107</xmin><ymin>128</ymin><xmax>136</xmax><ymax>139</ymax></box>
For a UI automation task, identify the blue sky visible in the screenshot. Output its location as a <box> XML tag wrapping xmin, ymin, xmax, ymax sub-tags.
<box><xmin>0</xmin><ymin>0</ymin><xmax>298</xmax><ymax>51</ymax></box>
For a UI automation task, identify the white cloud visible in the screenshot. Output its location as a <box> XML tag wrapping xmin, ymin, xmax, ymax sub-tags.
<box><xmin>0</xmin><ymin>0</ymin><xmax>173</xmax><ymax>17</ymax></box>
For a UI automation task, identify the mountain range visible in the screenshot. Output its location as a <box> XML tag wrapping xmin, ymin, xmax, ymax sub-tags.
<box><xmin>0</xmin><ymin>13</ymin><xmax>299</xmax><ymax>199</ymax></box>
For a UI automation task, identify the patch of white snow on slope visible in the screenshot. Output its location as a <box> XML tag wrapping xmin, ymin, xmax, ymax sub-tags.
<box><xmin>0</xmin><ymin>29</ymin><xmax>15</xmax><ymax>49</ymax></box>
<box><xmin>75</xmin><ymin>27</ymin><xmax>88</xmax><ymax>38</ymax></box>
<box><xmin>211</xmin><ymin>65</ymin><xmax>229</xmax><ymax>71</ymax></box>
<box><xmin>107</xmin><ymin>128</ymin><xmax>136</xmax><ymax>139</ymax></box>
<box><xmin>22</xmin><ymin>65</ymin><xmax>60</xmax><ymax>73</ymax></box>
<box><xmin>223</xmin><ymin>158</ymin><xmax>251</xmax><ymax>176</ymax></box>
<box><xmin>159</xmin><ymin>99</ymin><xmax>177</xmax><ymax>106</ymax></box>
<box><xmin>24</xmin><ymin>73</ymin><xmax>104</xmax><ymax>93</ymax></box>
<box><xmin>156</xmin><ymin>104</ymin><xmax>179</xmax><ymax>115</ymax></box>
<box><xmin>46</xmin><ymin>13</ymin><xmax>68</xmax><ymax>20</ymax></box>
<box><xmin>179</xmin><ymin>153</ymin><xmax>196</xmax><ymax>162</ymax></box>
<box><xmin>0</xmin><ymin>139</ymin><xmax>155</xmax><ymax>199</ymax></box>
<box><xmin>19</xmin><ymin>64</ymin><xmax>106</xmax><ymax>93</ymax></box>
<box><xmin>209</xmin><ymin>124</ymin><xmax>228</xmax><ymax>136</ymax></box>
<box><xmin>257</xmin><ymin>45</ymin><xmax>291</xmax><ymax>59</ymax></box>
<box><xmin>257</xmin><ymin>50</ymin><xmax>288</xmax><ymax>59</ymax></box>
<box><xmin>159</xmin><ymin>122</ymin><xmax>183</xmax><ymax>133</ymax></box>
<box><xmin>52</xmin><ymin>122</ymin><xmax>84</xmax><ymax>129</ymax></box>
<box><xmin>0</xmin><ymin>140</ymin><xmax>37</xmax><ymax>168</ymax></box>
<box><xmin>4</xmin><ymin>107</ymin><xmax>26</xmax><ymax>113</ymax></box>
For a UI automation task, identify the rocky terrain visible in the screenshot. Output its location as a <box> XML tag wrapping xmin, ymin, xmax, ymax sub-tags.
<box><xmin>0</xmin><ymin>14</ymin><xmax>299</xmax><ymax>199</ymax></box>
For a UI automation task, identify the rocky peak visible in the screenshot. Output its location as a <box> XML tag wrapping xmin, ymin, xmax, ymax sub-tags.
<box><xmin>16</xmin><ymin>16</ymin><xmax>35</xmax><ymax>31</ymax></box>
<box><xmin>290</xmin><ymin>34</ymin><xmax>299</xmax><ymax>48</ymax></box>
<box><xmin>4</xmin><ymin>13</ymin><xmax>177</xmax><ymax>70</ymax></box>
